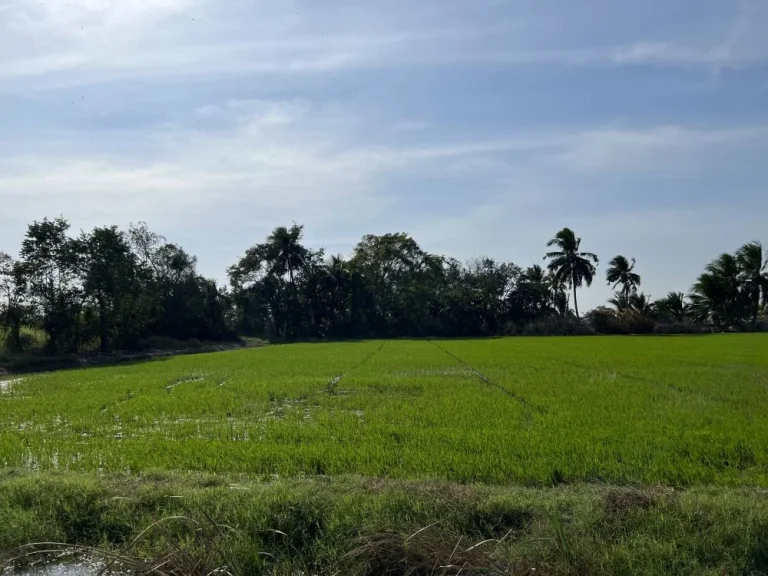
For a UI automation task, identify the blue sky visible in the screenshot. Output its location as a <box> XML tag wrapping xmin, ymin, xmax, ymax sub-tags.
<box><xmin>1</xmin><ymin>0</ymin><xmax>767</xmax><ymax>310</ymax></box>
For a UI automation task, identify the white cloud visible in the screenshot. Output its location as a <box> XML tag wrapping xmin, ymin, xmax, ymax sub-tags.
<box><xmin>611</xmin><ymin>43</ymin><xmax>717</xmax><ymax>65</ymax></box>
<box><xmin>2</xmin><ymin>107</ymin><xmax>766</xmax><ymax>289</ymax></box>
<box><xmin>557</xmin><ymin>126</ymin><xmax>768</xmax><ymax>173</ymax></box>
<box><xmin>3</xmin><ymin>116</ymin><xmax>765</xmax><ymax>218</ymax></box>
<box><xmin>2</xmin><ymin>0</ymin><xmax>767</xmax><ymax>301</ymax></box>
<box><xmin>391</xmin><ymin>120</ymin><xmax>428</xmax><ymax>133</ymax></box>
<box><xmin>2</xmin><ymin>0</ymin><xmax>767</xmax><ymax>93</ymax></box>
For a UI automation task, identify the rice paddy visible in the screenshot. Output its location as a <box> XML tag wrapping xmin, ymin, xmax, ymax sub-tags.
<box><xmin>2</xmin><ymin>335</ymin><xmax>767</xmax><ymax>487</ymax></box>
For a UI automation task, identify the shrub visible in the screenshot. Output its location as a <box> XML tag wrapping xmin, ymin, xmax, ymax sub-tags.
<box><xmin>586</xmin><ymin>308</ymin><xmax>656</xmax><ymax>335</ymax></box>
<box><xmin>586</xmin><ymin>307</ymin><xmax>625</xmax><ymax>335</ymax></box>
<box><xmin>653</xmin><ymin>323</ymin><xmax>712</xmax><ymax>335</ymax></box>
<box><xmin>521</xmin><ymin>316</ymin><xmax>593</xmax><ymax>336</ymax></box>
<box><xmin>621</xmin><ymin>311</ymin><xmax>656</xmax><ymax>334</ymax></box>
<box><xmin>733</xmin><ymin>321</ymin><xmax>768</xmax><ymax>333</ymax></box>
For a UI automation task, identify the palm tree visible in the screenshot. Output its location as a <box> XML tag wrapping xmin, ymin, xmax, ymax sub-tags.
<box><xmin>689</xmin><ymin>253</ymin><xmax>744</xmax><ymax>328</ymax></box>
<box><xmin>521</xmin><ymin>264</ymin><xmax>553</xmax><ymax>315</ymax></box>
<box><xmin>324</xmin><ymin>254</ymin><xmax>351</xmax><ymax>330</ymax></box>
<box><xmin>266</xmin><ymin>224</ymin><xmax>308</xmax><ymax>293</ymax></box>
<box><xmin>656</xmin><ymin>292</ymin><xmax>687</xmax><ymax>322</ymax></box>
<box><xmin>523</xmin><ymin>264</ymin><xmax>547</xmax><ymax>284</ymax></box>
<box><xmin>545</xmin><ymin>270</ymin><xmax>570</xmax><ymax>316</ymax></box>
<box><xmin>606</xmin><ymin>255</ymin><xmax>641</xmax><ymax>299</ymax></box>
<box><xmin>630</xmin><ymin>292</ymin><xmax>653</xmax><ymax>316</ymax></box>
<box><xmin>735</xmin><ymin>241</ymin><xmax>768</xmax><ymax>324</ymax></box>
<box><xmin>609</xmin><ymin>291</ymin><xmax>631</xmax><ymax>312</ymax></box>
<box><xmin>544</xmin><ymin>227</ymin><xmax>598</xmax><ymax>318</ymax></box>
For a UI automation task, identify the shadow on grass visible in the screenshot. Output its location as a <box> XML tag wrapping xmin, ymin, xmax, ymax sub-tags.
<box><xmin>0</xmin><ymin>340</ymin><xmax>255</xmax><ymax>377</ymax></box>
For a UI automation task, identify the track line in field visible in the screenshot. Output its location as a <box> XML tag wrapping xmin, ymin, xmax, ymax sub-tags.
<box><xmin>326</xmin><ymin>341</ymin><xmax>385</xmax><ymax>394</ymax></box>
<box><xmin>428</xmin><ymin>340</ymin><xmax>541</xmax><ymax>412</ymax></box>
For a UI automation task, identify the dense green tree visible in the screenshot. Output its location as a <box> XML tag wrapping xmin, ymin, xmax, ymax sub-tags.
<box><xmin>318</xmin><ymin>255</ymin><xmax>352</xmax><ymax>335</ymax></box>
<box><xmin>463</xmin><ymin>258</ymin><xmax>518</xmax><ymax>335</ymax></box>
<box><xmin>511</xmin><ymin>265</ymin><xmax>555</xmax><ymax>320</ymax></box>
<box><xmin>153</xmin><ymin>244</ymin><xmax>229</xmax><ymax>340</ymax></box>
<box><xmin>349</xmin><ymin>233</ymin><xmax>444</xmax><ymax>335</ymax></box>
<box><xmin>4</xmin><ymin>215</ymin><xmax>768</xmax><ymax>352</ymax></box>
<box><xmin>80</xmin><ymin>226</ymin><xmax>140</xmax><ymax>352</ymax></box>
<box><xmin>229</xmin><ymin>225</ymin><xmax>319</xmax><ymax>337</ymax></box>
<box><xmin>124</xmin><ymin>222</ymin><xmax>231</xmax><ymax>342</ymax></box>
<box><xmin>544</xmin><ymin>228</ymin><xmax>599</xmax><ymax>319</ymax></box>
<box><xmin>0</xmin><ymin>252</ymin><xmax>27</xmax><ymax>350</ymax></box>
<box><xmin>606</xmin><ymin>255</ymin><xmax>641</xmax><ymax>299</ymax></box>
<box><xmin>18</xmin><ymin>218</ymin><xmax>84</xmax><ymax>353</ymax></box>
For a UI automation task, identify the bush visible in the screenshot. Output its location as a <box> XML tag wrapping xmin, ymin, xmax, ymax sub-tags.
<box><xmin>0</xmin><ymin>325</ymin><xmax>47</xmax><ymax>353</ymax></box>
<box><xmin>521</xmin><ymin>315</ymin><xmax>593</xmax><ymax>336</ymax></box>
<box><xmin>653</xmin><ymin>323</ymin><xmax>712</xmax><ymax>335</ymax></box>
<box><xmin>621</xmin><ymin>311</ymin><xmax>656</xmax><ymax>334</ymax></box>
<box><xmin>733</xmin><ymin>321</ymin><xmax>768</xmax><ymax>333</ymax></box>
<box><xmin>586</xmin><ymin>308</ymin><xmax>656</xmax><ymax>335</ymax></box>
<box><xmin>137</xmin><ymin>336</ymin><xmax>186</xmax><ymax>351</ymax></box>
<box><xmin>586</xmin><ymin>307</ymin><xmax>624</xmax><ymax>334</ymax></box>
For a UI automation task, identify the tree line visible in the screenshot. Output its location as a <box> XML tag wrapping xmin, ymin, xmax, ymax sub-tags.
<box><xmin>1</xmin><ymin>218</ymin><xmax>766</xmax><ymax>354</ymax></box>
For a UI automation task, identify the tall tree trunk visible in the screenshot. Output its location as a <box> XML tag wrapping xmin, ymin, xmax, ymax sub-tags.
<box><xmin>7</xmin><ymin>308</ymin><xmax>22</xmax><ymax>351</ymax></box>
<box><xmin>572</xmin><ymin>269</ymin><xmax>580</xmax><ymax>319</ymax></box>
<box><xmin>99</xmin><ymin>298</ymin><xmax>108</xmax><ymax>354</ymax></box>
<box><xmin>328</xmin><ymin>288</ymin><xmax>338</xmax><ymax>334</ymax></box>
<box><xmin>72</xmin><ymin>309</ymin><xmax>80</xmax><ymax>354</ymax></box>
<box><xmin>46</xmin><ymin>329</ymin><xmax>57</xmax><ymax>355</ymax></box>
<box><xmin>752</xmin><ymin>286</ymin><xmax>759</xmax><ymax>324</ymax></box>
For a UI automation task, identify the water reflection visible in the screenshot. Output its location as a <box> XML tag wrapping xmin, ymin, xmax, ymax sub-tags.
<box><xmin>14</xmin><ymin>565</ymin><xmax>96</xmax><ymax>576</ymax></box>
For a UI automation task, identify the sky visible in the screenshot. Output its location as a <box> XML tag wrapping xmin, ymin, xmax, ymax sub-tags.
<box><xmin>1</xmin><ymin>0</ymin><xmax>767</xmax><ymax>310</ymax></box>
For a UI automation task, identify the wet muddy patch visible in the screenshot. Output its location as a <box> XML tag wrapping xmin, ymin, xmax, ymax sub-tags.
<box><xmin>9</xmin><ymin>565</ymin><xmax>98</xmax><ymax>576</ymax></box>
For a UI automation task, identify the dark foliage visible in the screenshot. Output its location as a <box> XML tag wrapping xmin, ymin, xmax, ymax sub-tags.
<box><xmin>1</xmin><ymin>219</ymin><xmax>232</xmax><ymax>355</ymax></box>
<box><xmin>2</xmin><ymin>219</ymin><xmax>766</xmax><ymax>353</ymax></box>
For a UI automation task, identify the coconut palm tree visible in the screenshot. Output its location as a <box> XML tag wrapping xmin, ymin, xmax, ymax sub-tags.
<box><xmin>323</xmin><ymin>254</ymin><xmax>351</xmax><ymax>331</ymax></box>
<box><xmin>609</xmin><ymin>291</ymin><xmax>631</xmax><ymax>313</ymax></box>
<box><xmin>655</xmin><ymin>291</ymin><xmax>687</xmax><ymax>322</ymax></box>
<box><xmin>266</xmin><ymin>224</ymin><xmax>309</xmax><ymax>293</ymax></box>
<box><xmin>689</xmin><ymin>253</ymin><xmax>745</xmax><ymax>328</ymax></box>
<box><xmin>520</xmin><ymin>264</ymin><xmax>553</xmax><ymax>316</ymax></box>
<box><xmin>544</xmin><ymin>228</ymin><xmax>598</xmax><ymax>318</ymax></box>
<box><xmin>606</xmin><ymin>255</ymin><xmax>641</xmax><ymax>299</ymax></box>
<box><xmin>523</xmin><ymin>264</ymin><xmax>547</xmax><ymax>284</ymax></box>
<box><xmin>735</xmin><ymin>241</ymin><xmax>768</xmax><ymax>324</ymax></box>
<box><xmin>630</xmin><ymin>292</ymin><xmax>654</xmax><ymax>316</ymax></box>
<box><xmin>546</xmin><ymin>271</ymin><xmax>570</xmax><ymax>316</ymax></box>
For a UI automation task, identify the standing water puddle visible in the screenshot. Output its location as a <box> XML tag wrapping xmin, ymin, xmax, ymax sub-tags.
<box><xmin>11</xmin><ymin>566</ymin><xmax>97</xmax><ymax>576</ymax></box>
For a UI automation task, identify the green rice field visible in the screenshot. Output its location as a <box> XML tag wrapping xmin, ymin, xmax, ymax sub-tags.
<box><xmin>2</xmin><ymin>335</ymin><xmax>767</xmax><ymax>486</ymax></box>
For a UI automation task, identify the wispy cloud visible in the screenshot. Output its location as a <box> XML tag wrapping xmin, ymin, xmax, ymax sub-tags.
<box><xmin>2</xmin><ymin>99</ymin><xmax>766</xmax><ymax>233</ymax></box>
<box><xmin>3</xmin><ymin>0</ymin><xmax>767</xmax><ymax>92</ymax></box>
<box><xmin>556</xmin><ymin>125</ymin><xmax>768</xmax><ymax>173</ymax></box>
<box><xmin>1</xmin><ymin>0</ymin><xmax>767</xmax><ymax>305</ymax></box>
